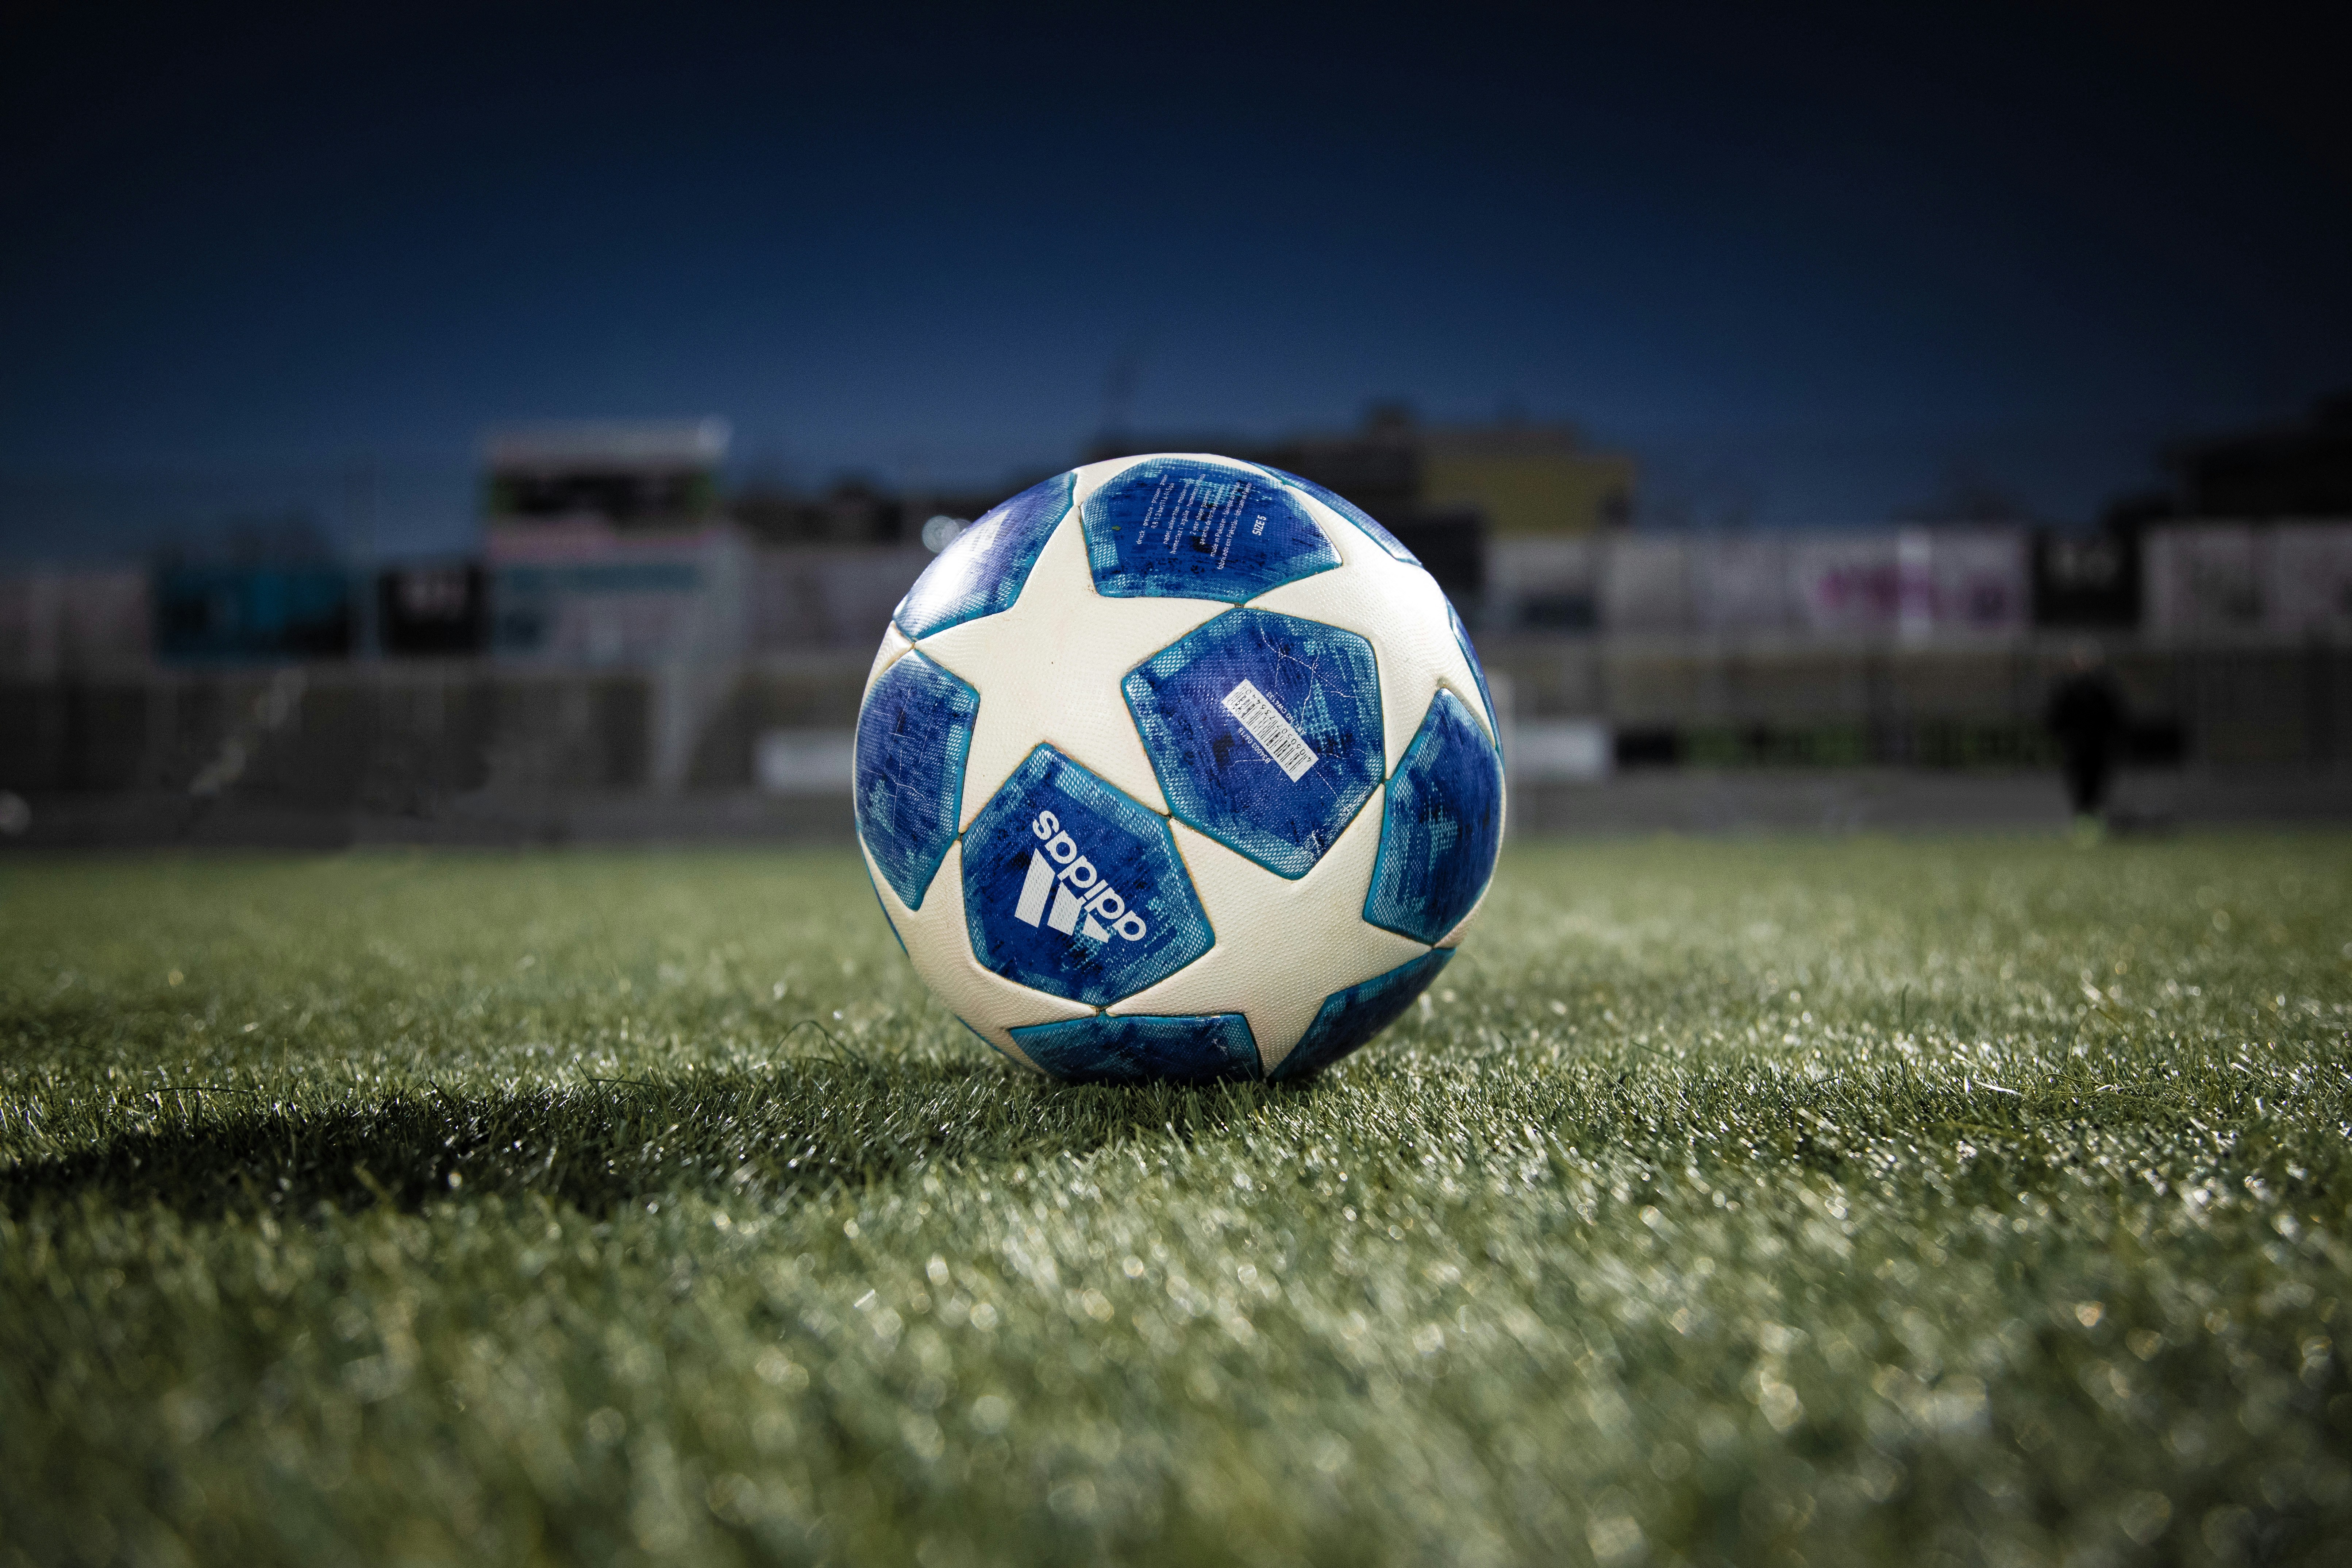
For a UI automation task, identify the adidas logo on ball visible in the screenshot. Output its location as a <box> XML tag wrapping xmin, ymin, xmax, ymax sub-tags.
<box><xmin>855</xmin><ymin>454</ymin><xmax>1508</xmax><ymax>1082</ymax></box>
<box><xmin>1014</xmin><ymin>810</ymin><xmax>1150</xmax><ymax>944</ymax></box>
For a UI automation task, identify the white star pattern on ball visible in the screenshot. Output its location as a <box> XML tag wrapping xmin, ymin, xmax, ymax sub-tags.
<box><xmin>1109</xmin><ymin>802</ymin><xmax>1429</xmax><ymax>1073</ymax></box>
<box><xmin>855</xmin><ymin>452</ymin><xmax>1506</xmax><ymax>1082</ymax></box>
<box><xmin>913</xmin><ymin>481</ymin><xmax>1227</xmax><ymax>829</ymax></box>
<box><xmin>1245</xmin><ymin>483</ymin><xmax>1500</xmax><ymax>771</ymax></box>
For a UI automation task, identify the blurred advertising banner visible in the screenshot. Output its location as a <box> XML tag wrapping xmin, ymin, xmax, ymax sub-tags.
<box><xmin>154</xmin><ymin>565</ymin><xmax>352</xmax><ymax>663</ymax></box>
<box><xmin>1556</xmin><ymin>528</ymin><xmax>2029</xmax><ymax>642</ymax></box>
<box><xmin>2144</xmin><ymin>522</ymin><xmax>2352</xmax><ymax>642</ymax></box>
<box><xmin>1792</xmin><ymin>529</ymin><xmax>2026</xmax><ymax>642</ymax></box>
<box><xmin>2274</xmin><ymin>524</ymin><xmax>2352</xmax><ymax>637</ymax></box>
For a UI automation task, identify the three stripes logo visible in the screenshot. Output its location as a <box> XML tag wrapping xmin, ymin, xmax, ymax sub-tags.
<box><xmin>1015</xmin><ymin>810</ymin><xmax>1150</xmax><ymax>944</ymax></box>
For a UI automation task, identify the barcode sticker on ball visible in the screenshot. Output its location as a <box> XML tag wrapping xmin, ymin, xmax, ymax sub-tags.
<box><xmin>1222</xmin><ymin>680</ymin><xmax>1319</xmax><ymax>780</ymax></box>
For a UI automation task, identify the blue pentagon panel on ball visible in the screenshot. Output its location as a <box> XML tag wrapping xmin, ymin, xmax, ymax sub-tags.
<box><xmin>1011</xmin><ymin>1013</ymin><xmax>1260</xmax><ymax>1085</ymax></box>
<box><xmin>1260</xmin><ymin>465</ymin><xmax>1420</xmax><ymax>564</ymax></box>
<box><xmin>1448</xmin><ymin>599</ymin><xmax>1500</xmax><ymax>745</ymax></box>
<box><xmin>1363</xmin><ymin>690</ymin><xmax>1505</xmax><ymax>944</ymax></box>
<box><xmin>854</xmin><ymin>651</ymin><xmax>980</xmax><ymax>909</ymax></box>
<box><xmin>1121</xmin><ymin>607</ymin><xmax>1384</xmax><ymax>878</ymax></box>
<box><xmin>961</xmin><ymin>745</ymin><xmax>1214</xmax><ymax>1007</ymax></box>
<box><xmin>892</xmin><ymin>471</ymin><xmax>1076</xmax><ymax>639</ymax></box>
<box><xmin>1081</xmin><ymin>457</ymin><xmax>1339</xmax><ymax>601</ymax></box>
<box><xmin>1271</xmin><ymin>948</ymin><xmax>1454</xmax><ymax>1082</ymax></box>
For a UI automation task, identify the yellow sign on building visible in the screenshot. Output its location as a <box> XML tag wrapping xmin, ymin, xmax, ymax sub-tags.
<box><xmin>1419</xmin><ymin>425</ymin><xmax>1635</xmax><ymax>537</ymax></box>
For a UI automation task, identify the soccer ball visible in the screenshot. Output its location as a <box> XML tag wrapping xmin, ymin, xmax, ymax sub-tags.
<box><xmin>854</xmin><ymin>453</ymin><xmax>1504</xmax><ymax>1082</ymax></box>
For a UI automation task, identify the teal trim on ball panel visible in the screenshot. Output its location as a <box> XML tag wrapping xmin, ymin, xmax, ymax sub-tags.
<box><xmin>1447</xmin><ymin>599</ymin><xmax>1501</xmax><ymax>752</ymax></box>
<box><xmin>1081</xmin><ymin>457</ymin><xmax>1339</xmax><ymax>602</ymax></box>
<box><xmin>892</xmin><ymin>472</ymin><xmax>1075</xmax><ymax>639</ymax></box>
<box><xmin>1011</xmin><ymin>1013</ymin><xmax>1261</xmax><ymax>1084</ymax></box>
<box><xmin>854</xmin><ymin>651</ymin><xmax>979</xmax><ymax>910</ymax></box>
<box><xmin>1362</xmin><ymin>690</ymin><xmax>1504</xmax><ymax>944</ymax></box>
<box><xmin>1261</xmin><ymin>465</ymin><xmax>1420</xmax><ymax>564</ymax></box>
<box><xmin>961</xmin><ymin>746</ymin><xmax>1214</xmax><ymax>1008</ymax></box>
<box><xmin>1272</xmin><ymin>949</ymin><xmax>1453</xmax><ymax>1081</ymax></box>
<box><xmin>1121</xmin><ymin>607</ymin><xmax>1385</xmax><ymax>880</ymax></box>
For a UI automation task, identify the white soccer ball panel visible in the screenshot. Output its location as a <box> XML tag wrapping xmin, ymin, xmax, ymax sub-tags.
<box><xmin>866</xmin><ymin>621</ymin><xmax>913</xmax><ymax>687</ymax></box>
<box><xmin>1247</xmin><ymin>490</ymin><xmax>1498</xmax><ymax>770</ymax></box>
<box><xmin>1109</xmin><ymin>805</ymin><xmax>1428</xmax><ymax>1074</ymax></box>
<box><xmin>915</xmin><ymin>511</ymin><xmax>1223</xmax><ymax>828</ymax></box>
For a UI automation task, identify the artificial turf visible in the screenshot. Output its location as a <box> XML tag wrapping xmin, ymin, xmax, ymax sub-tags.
<box><xmin>1</xmin><ymin>835</ymin><xmax>2348</xmax><ymax>1567</ymax></box>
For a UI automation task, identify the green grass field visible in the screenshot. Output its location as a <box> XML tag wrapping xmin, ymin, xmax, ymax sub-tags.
<box><xmin>3</xmin><ymin>836</ymin><xmax>2349</xmax><ymax>1567</ymax></box>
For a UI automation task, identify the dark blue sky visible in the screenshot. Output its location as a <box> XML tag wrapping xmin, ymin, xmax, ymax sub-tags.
<box><xmin>4</xmin><ymin>1</ymin><xmax>2348</xmax><ymax>557</ymax></box>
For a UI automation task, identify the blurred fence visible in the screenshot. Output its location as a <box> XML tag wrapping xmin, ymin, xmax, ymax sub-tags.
<box><xmin>1485</xmin><ymin>638</ymin><xmax>2347</xmax><ymax>771</ymax></box>
<box><xmin>3</xmin><ymin>640</ymin><xmax>2344</xmax><ymax>837</ymax></box>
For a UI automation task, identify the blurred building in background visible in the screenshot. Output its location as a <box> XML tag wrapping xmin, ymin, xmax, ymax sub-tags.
<box><xmin>481</xmin><ymin>420</ymin><xmax>743</xmax><ymax>664</ymax></box>
<box><xmin>0</xmin><ymin>569</ymin><xmax>150</xmax><ymax>677</ymax></box>
<box><xmin>475</xmin><ymin>422</ymin><xmax>749</xmax><ymax>789</ymax></box>
<box><xmin>3</xmin><ymin>401</ymin><xmax>2349</xmax><ymax>844</ymax></box>
<box><xmin>482</xmin><ymin>419</ymin><xmax>729</xmax><ymax>530</ymax></box>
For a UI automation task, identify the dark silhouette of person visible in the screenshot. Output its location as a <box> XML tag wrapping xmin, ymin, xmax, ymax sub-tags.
<box><xmin>2045</xmin><ymin>643</ymin><xmax>2126</xmax><ymax>823</ymax></box>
